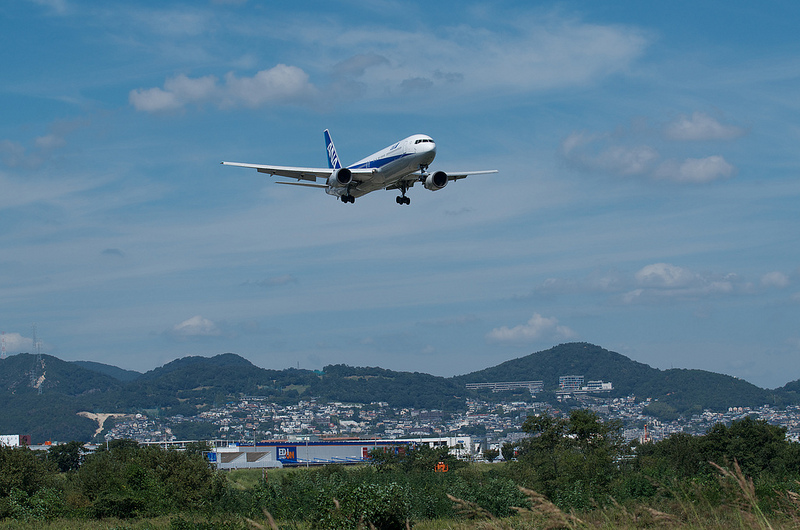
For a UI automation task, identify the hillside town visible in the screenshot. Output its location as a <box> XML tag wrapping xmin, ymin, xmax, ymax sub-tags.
<box><xmin>104</xmin><ymin>391</ymin><xmax>800</xmax><ymax>455</ymax></box>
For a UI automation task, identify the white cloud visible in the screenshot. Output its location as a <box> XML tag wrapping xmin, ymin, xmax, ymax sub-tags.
<box><xmin>593</xmin><ymin>144</ymin><xmax>658</xmax><ymax>176</ymax></box>
<box><xmin>762</xmin><ymin>271</ymin><xmax>790</xmax><ymax>288</ymax></box>
<box><xmin>406</xmin><ymin>16</ymin><xmax>649</xmax><ymax>94</ymax></box>
<box><xmin>527</xmin><ymin>271</ymin><xmax>625</xmax><ymax>299</ymax></box>
<box><xmin>562</xmin><ymin>116</ymin><xmax>738</xmax><ymax>183</ymax></box>
<box><xmin>635</xmin><ymin>263</ymin><xmax>696</xmax><ymax>288</ymax></box>
<box><xmin>664</xmin><ymin>112</ymin><xmax>745</xmax><ymax>141</ymax></box>
<box><xmin>129</xmin><ymin>88</ymin><xmax>181</xmax><ymax>113</ymax></box>
<box><xmin>561</xmin><ymin>132</ymin><xmax>660</xmax><ymax>177</ymax></box>
<box><xmin>1</xmin><ymin>333</ymin><xmax>33</xmax><ymax>354</ymax></box>
<box><xmin>621</xmin><ymin>263</ymin><xmax>738</xmax><ymax>303</ymax></box>
<box><xmin>129</xmin><ymin>74</ymin><xmax>218</xmax><ymax>113</ymax></box>
<box><xmin>222</xmin><ymin>65</ymin><xmax>316</xmax><ymax>107</ymax></box>
<box><xmin>487</xmin><ymin>313</ymin><xmax>576</xmax><ymax>343</ymax></box>
<box><xmin>130</xmin><ymin>65</ymin><xmax>316</xmax><ymax>113</ymax></box>
<box><xmin>334</xmin><ymin>53</ymin><xmax>390</xmax><ymax>77</ymax></box>
<box><xmin>130</xmin><ymin>12</ymin><xmax>648</xmax><ymax>113</ymax></box>
<box><xmin>653</xmin><ymin>155</ymin><xmax>735</xmax><ymax>183</ymax></box>
<box><xmin>28</xmin><ymin>0</ymin><xmax>68</xmax><ymax>15</ymax></box>
<box><xmin>168</xmin><ymin>316</ymin><xmax>221</xmax><ymax>338</ymax></box>
<box><xmin>1</xmin><ymin>120</ymin><xmax>78</xmax><ymax>168</ymax></box>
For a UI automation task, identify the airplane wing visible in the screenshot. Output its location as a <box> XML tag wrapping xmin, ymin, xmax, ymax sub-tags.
<box><xmin>395</xmin><ymin>169</ymin><xmax>498</xmax><ymax>186</ymax></box>
<box><xmin>440</xmin><ymin>169</ymin><xmax>499</xmax><ymax>182</ymax></box>
<box><xmin>221</xmin><ymin>161</ymin><xmax>374</xmax><ymax>183</ymax></box>
<box><xmin>221</xmin><ymin>162</ymin><xmax>332</xmax><ymax>182</ymax></box>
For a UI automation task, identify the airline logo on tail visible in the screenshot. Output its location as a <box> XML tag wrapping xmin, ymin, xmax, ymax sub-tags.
<box><xmin>324</xmin><ymin>129</ymin><xmax>341</xmax><ymax>169</ymax></box>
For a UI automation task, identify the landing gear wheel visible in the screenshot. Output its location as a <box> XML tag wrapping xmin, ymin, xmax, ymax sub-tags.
<box><xmin>341</xmin><ymin>195</ymin><xmax>355</xmax><ymax>203</ymax></box>
<box><xmin>396</xmin><ymin>195</ymin><xmax>410</xmax><ymax>205</ymax></box>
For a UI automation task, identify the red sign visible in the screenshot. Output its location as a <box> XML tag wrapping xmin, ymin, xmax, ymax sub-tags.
<box><xmin>434</xmin><ymin>461</ymin><xmax>449</xmax><ymax>473</ymax></box>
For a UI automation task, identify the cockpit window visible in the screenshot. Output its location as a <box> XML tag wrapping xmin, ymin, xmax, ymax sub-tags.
<box><xmin>414</xmin><ymin>138</ymin><xmax>434</xmax><ymax>144</ymax></box>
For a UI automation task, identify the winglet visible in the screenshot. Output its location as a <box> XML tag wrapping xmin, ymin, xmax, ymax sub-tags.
<box><xmin>324</xmin><ymin>129</ymin><xmax>341</xmax><ymax>170</ymax></box>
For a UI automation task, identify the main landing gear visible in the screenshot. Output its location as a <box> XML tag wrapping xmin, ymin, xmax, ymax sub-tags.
<box><xmin>396</xmin><ymin>180</ymin><xmax>412</xmax><ymax>205</ymax></box>
<box><xmin>340</xmin><ymin>194</ymin><xmax>355</xmax><ymax>203</ymax></box>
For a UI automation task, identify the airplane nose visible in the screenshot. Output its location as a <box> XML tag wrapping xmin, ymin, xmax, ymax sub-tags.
<box><xmin>424</xmin><ymin>142</ymin><xmax>436</xmax><ymax>162</ymax></box>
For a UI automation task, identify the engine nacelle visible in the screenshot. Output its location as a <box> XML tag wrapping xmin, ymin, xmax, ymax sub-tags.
<box><xmin>327</xmin><ymin>167</ymin><xmax>352</xmax><ymax>187</ymax></box>
<box><xmin>424</xmin><ymin>171</ymin><xmax>448</xmax><ymax>191</ymax></box>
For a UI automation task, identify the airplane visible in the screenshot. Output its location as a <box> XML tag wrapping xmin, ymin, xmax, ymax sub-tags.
<box><xmin>221</xmin><ymin>129</ymin><xmax>497</xmax><ymax>205</ymax></box>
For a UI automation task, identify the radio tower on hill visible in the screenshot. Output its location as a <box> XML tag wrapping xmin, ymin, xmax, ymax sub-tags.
<box><xmin>30</xmin><ymin>324</ymin><xmax>44</xmax><ymax>394</ymax></box>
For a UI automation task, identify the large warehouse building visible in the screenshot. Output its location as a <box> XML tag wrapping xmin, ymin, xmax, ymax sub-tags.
<box><xmin>209</xmin><ymin>436</ymin><xmax>475</xmax><ymax>470</ymax></box>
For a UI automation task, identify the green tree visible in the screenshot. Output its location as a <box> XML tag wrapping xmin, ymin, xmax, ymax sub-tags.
<box><xmin>72</xmin><ymin>441</ymin><xmax>220</xmax><ymax>518</ymax></box>
<box><xmin>0</xmin><ymin>446</ymin><xmax>60</xmax><ymax>520</ymax></box>
<box><xmin>47</xmin><ymin>440</ymin><xmax>85</xmax><ymax>472</ymax></box>
<box><xmin>482</xmin><ymin>448</ymin><xmax>500</xmax><ymax>462</ymax></box>
<box><xmin>699</xmin><ymin>416</ymin><xmax>800</xmax><ymax>477</ymax></box>
<box><xmin>635</xmin><ymin>431</ymin><xmax>701</xmax><ymax>479</ymax></box>
<box><xmin>500</xmin><ymin>442</ymin><xmax>515</xmax><ymax>462</ymax></box>
<box><xmin>369</xmin><ymin>444</ymin><xmax>464</xmax><ymax>473</ymax></box>
<box><xmin>0</xmin><ymin>446</ymin><xmax>56</xmax><ymax>497</ymax></box>
<box><xmin>510</xmin><ymin>410</ymin><xmax>626</xmax><ymax>508</ymax></box>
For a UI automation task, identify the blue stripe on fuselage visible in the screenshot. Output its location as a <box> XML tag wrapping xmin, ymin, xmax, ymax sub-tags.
<box><xmin>349</xmin><ymin>152</ymin><xmax>410</xmax><ymax>170</ymax></box>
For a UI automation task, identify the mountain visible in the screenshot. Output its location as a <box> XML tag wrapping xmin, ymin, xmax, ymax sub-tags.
<box><xmin>71</xmin><ymin>360</ymin><xmax>141</xmax><ymax>382</ymax></box>
<box><xmin>1</xmin><ymin>353</ymin><xmax>123</xmax><ymax>397</ymax></box>
<box><xmin>453</xmin><ymin>342</ymin><xmax>788</xmax><ymax>413</ymax></box>
<box><xmin>777</xmin><ymin>379</ymin><xmax>800</xmax><ymax>396</ymax></box>
<box><xmin>457</xmin><ymin>343</ymin><xmax>788</xmax><ymax>415</ymax></box>
<box><xmin>455</xmin><ymin>343</ymin><xmax>655</xmax><ymax>395</ymax></box>
<box><xmin>0</xmin><ymin>353</ymin><xmax>124</xmax><ymax>441</ymax></box>
<box><xmin>1</xmin><ymin>343</ymin><xmax>796</xmax><ymax>442</ymax></box>
<box><xmin>312</xmin><ymin>364</ymin><xmax>466</xmax><ymax>410</ymax></box>
<box><xmin>123</xmin><ymin>354</ymin><xmax>317</xmax><ymax>411</ymax></box>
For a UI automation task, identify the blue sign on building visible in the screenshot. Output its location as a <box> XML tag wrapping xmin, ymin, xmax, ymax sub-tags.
<box><xmin>277</xmin><ymin>446</ymin><xmax>297</xmax><ymax>463</ymax></box>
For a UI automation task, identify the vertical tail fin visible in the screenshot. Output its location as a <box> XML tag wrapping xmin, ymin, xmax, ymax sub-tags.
<box><xmin>324</xmin><ymin>129</ymin><xmax>341</xmax><ymax>169</ymax></box>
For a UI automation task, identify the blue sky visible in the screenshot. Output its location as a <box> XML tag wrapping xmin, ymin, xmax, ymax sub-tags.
<box><xmin>2</xmin><ymin>1</ymin><xmax>800</xmax><ymax>389</ymax></box>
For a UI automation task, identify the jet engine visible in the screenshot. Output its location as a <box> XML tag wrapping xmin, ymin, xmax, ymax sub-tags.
<box><xmin>423</xmin><ymin>171</ymin><xmax>448</xmax><ymax>191</ymax></box>
<box><xmin>327</xmin><ymin>167</ymin><xmax>352</xmax><ymax>187</ymax></box>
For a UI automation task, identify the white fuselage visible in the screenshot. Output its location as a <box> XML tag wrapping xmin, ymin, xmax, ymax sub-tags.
<box><xmin>342</xmin><ymin>134</ymin><xmax>437</xmax><ymax>197</ymax></box>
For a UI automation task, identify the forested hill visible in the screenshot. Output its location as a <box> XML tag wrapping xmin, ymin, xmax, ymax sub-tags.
<box><xmin>71</xmin><ymin>360</ymin><xmax>141</xmax><ymax>382</ymax></box>
<box><xmin>0</xmin><ymin>353</ymin><xmax>123</xmax><ymax>397</ymax></box>
<box><xmin>778</xmin><ymin>378</ymin><xmax>800</xmax><ymax>393</ymax></box>
<box><xmin>454</xmin><ymin>343</ymin><xmax>655</xmax><ymax>395</ymax></box>
<box><xmin>456</xmin><ymin>343</ymin><xmax>788</xmax><ymax>414</ymax></box>
<box><xmin>1</xmin><ymin>343</ymin><xmax>797</xmax><ymax>442</ymax></box>
<box><xmin>314</xmin><ymin>364</ymin><xmax>465</xmax><ymax>410</ymax></box>
<box><xmin>0</xmin><ymin>353</ymin><xmax>126</xmax><ymax>442</ymax></box>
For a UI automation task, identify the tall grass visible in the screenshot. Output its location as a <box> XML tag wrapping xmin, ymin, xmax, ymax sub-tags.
<box><xmin>414</xmin><ymin>461</ymin><xmax>800</xmax><ymax>530</ymax></box>
<box><xmin>4</xmin><ymin>459</ymin><xmax>800</xmax><ymax>529</ymax></box>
